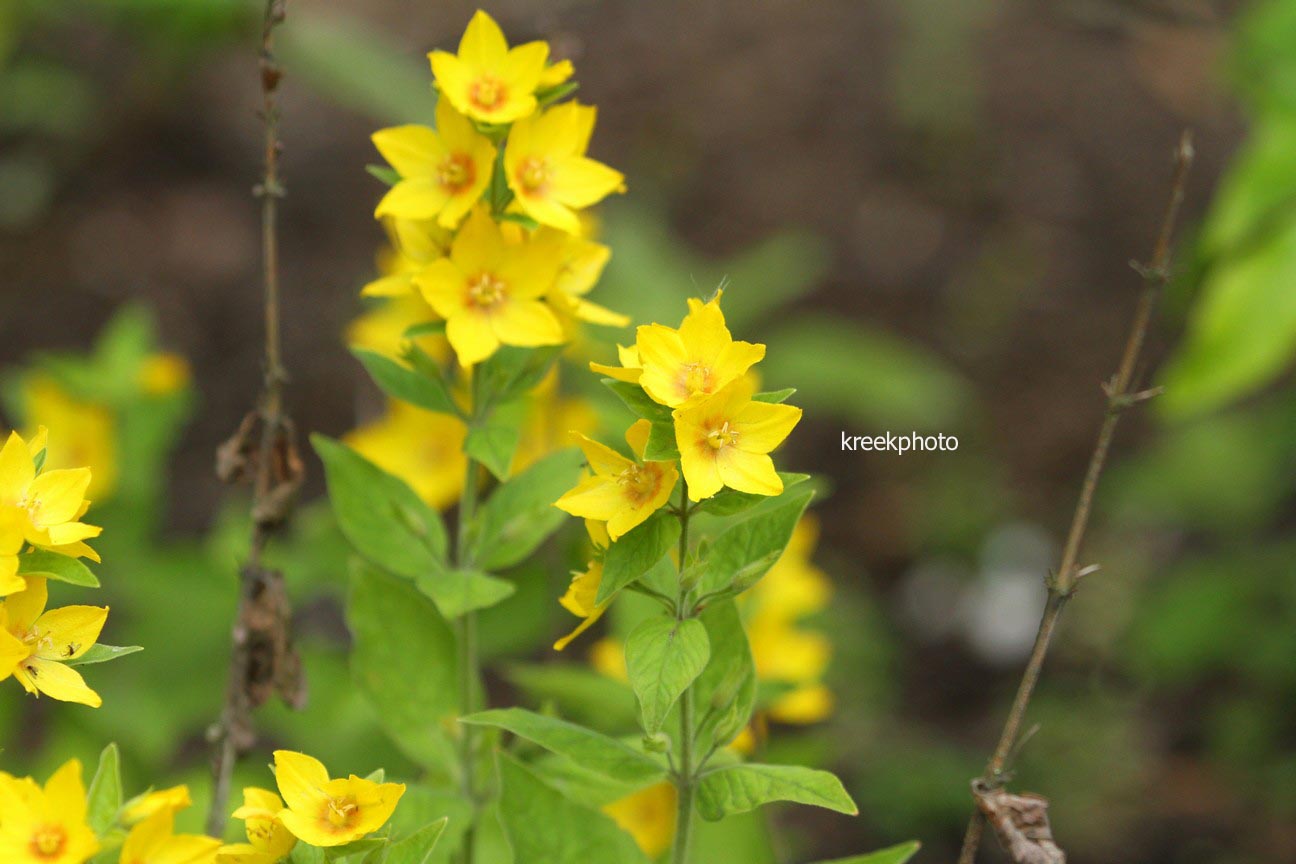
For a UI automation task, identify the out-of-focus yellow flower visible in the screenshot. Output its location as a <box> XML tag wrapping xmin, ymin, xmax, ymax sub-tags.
<box><xmin>0</xmin><ymin>429</ymin><xmax>102</xmax><ymax>595</ymax></box>
<box><xmin>0</xmin><ymin>576</ymin><xmax>108</xmax><ymax>707</ymax></box>
<box><xmin>555</xmin><ymin>419</ymin><xmax>677</xmax><ymax>540</ymax></box>
<box><xmin>362</xmin><ymin>218</ymin><xmax>452</xmax><ymax>299</ymax></box>
<box><xmin>271</xmin><ymin>751</ymin><xmax>404</xmax><ymax>848</ymax></box>
<box><xmin>430</xmin><ymin>10</ymin><xmax>548</xmax><ymax>125</ymax></box>
<box><xmin>21</xmin><ymin>377</ymin><xmax>118</xmax><ymax>502</ymax></box>
<box><xmin>673</xmin><ymin>378</ymin><xmax>800</xmax><ymax>501</ymax></box>
<box><xmin>538</xmin><ymin>58</ymin><xmax>574</xmax><ymax>89</ymax></box>
<box><xmin>137</xmin><ymin>353</ymin><xmax>191</xmax><ymax>397</ymax></box>
<box><xmin>346</xmin><ymin>401</ymin><xmax>467</xmax><ymax>511</ymax></box>
<box><xmin>603</xmin><ymin>781</ymin><xmax>676</xmax><ymax>859</ymax></box>
<box><xmin>118</xmin><ymin>808</ymin><xmax>221</xmax><ymax>864</ymax></box>
<box><xmin>744</xmin><ymin>517</ymin><xmax>834</xmax><ymax>724</ymax></box>
<box><xmin>416</xmin><ymin>208</ymin><xmax>564</xmax><ymax>366</ymax></box>
<box><xmin>636</xmin><ymin>292</ymin><xmax>764</xmax><ymax>409</ymax></box>
<box><xmin>120</xmin><ymin>785</ymin><xmax>193</xmax><ymax>825</ymax></box>
<box><xmin>589</xmin><ymin>344</ymin><xmax>643</xmax><ymax>384</ymax></box>
<box><xmin>532</xmin><ymin>227</ymin><xmax>627</xmax><ymax>334</ymax></box>
<box><xmin>553</xmin><ymin>520</ymin><xmax>611</xmax><ymax>652</ymax></box>
<box><xmin>0</xmin><ymin>759</ymin><xmax>100</xmax><ymax>864</ymax></box>
<box><xmin>512</xmin><ymin>369</ymin><xmax>600</xmax><ymax>473</ymax></box>
<box><xmin>217</xmin><ymin>787</ymin><xmax>297</xmax><ymax>864</ymax></box>
<box><xmin>504</xmin><ymin>102</ymin><xmax>624</xmax><ymax>235</ymax></box>
<box><xmin>346</xmin><ymin>295</ymin><xmax>449</xmax><ymax>364</ymax></box>
<box><xmin>372</xmin><ymin>99</ymin><xmax>497</xmax><ymax>228</ymax></box>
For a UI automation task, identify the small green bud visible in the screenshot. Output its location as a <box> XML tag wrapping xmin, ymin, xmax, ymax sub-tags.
<box><xmin>642</xmin><ymin>732</ymin><xmax>671</xmax><ymax>754</ymax></box>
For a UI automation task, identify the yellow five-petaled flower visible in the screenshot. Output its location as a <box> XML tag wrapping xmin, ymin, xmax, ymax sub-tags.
<box><xmin>0</xmin><ymin>759</ymin><xmax>100</xmax><ymax>864</ymax></box>
<box><xmin>555</xmin><ymin>419</ymin><xmax>678</xmax><ymax>540</ymax></box>
<box><xmin>635</xmin><ymin>292</ymin><xmax>764</xmax><ymax>408</ymax></box>
<box><xmin>0</xmin><ymin>576</ymin><xmax>108</xmax><ymax>707</ymax></box>
<box><xmin>673</xmin><ymin>378</ymin><xmax>801</xmax><ymax>501</ymax></box>
<box><xmin>430</xmin><ymin>10</ymin><xmax>549</xmax><ymax>125</ymax></box>
<box><xmin>272</xmin><ymin>750</ymin><xmax>405</xmax><ymax>848</ymax></box>
<box><xmin>217</xmin><ymin>788</ymin><xmax>297</xmax><ymax>864</ymax></box>
<box><xmin>118</xmin><ymin>808</ymin><xmax>222</xmax><ymax>864</ymax></box>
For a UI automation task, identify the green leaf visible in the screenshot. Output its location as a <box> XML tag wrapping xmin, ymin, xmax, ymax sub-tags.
<box><xmin>416</xmin><ymin>568</ymin><xmax>515</xmax><ymax>619</ymax></box>
<box><xmin>347</xmin><ymin>563</ymin><xmax>458</xmax><ymax>770</ymax></box>
<box><xmin>696</xmin><ymin>763</ymin><xmax>858</xmax><ymax>821</ymax></box>
<box><xmin>18</xmin><ymin>550</ymin><xmax>99</xmax><ymax>587</ymax></box>
<box><xmin>536</xmin><ymin>80</ymin><xmax>580</xmax><ymax>108</ymax></box>
<box><xmin>700</xmin><ymin>488</ymin><xmax>814</xmax><ymax>594</ymax></box>
<box><xmin>465</xmin><ymin>424</ymin><xmax>520</xmax><ymax>482</ymax></box>
<box><xmin>312</xmin><ymin>435</ymin><xmax>449</xmax><ymax>578</ymax></box>
<box><xmin>504</xmin><ymin>664</ymin><xmax>639</xmax><ymax>729</ymax></box>
<box><xmin>691</xmin><ymin>601</ymin><xmax>756</xmax><ymax>748</ymax></box>
<box><xmin>642</xmin><ymin>420</ymin><xmax>679</xmax><ymax>461</ymax></box>
<box><xmin>384</xmin><ymin>818</ymin><xmax>448</xmax><ymax>864</ymax></box>
<box><xmin>597</xmin><ymin>511</ymin><xmax>681</xmax><ymax>605</ymax></box>
<box><xmin>601</xmin><ymin>379</ymin><xmax>672</xmax><ymax>423</ymax></box>
<box><xmin>697</xmin><ymin>473</ymin><xmax>810</xmax><ymax>517</ymax></box>
<box><xmin>497</xmin><ymin>754</ymin><xmax>651</xmax><ymax>864</ymax></box>
<box><xmin>365</xmin><ymin>164</ymin><xmax>401</xmax><ymax>186</ymax></box>
<box><xmin>352</xmin><ymin>347</ymin><xmax>459</xmax><ymax>417</ymax></box>
<box><xmin>290</xmin><ymin>845</ymin><xmax>326</xmax><ymax>864</ymax></box>
<box><xmin>66</xmin><ymin>645</ymin><xmax>143</xmax><ymax>667</ymax></box>
<box><xmin>462</xmin><ymin>708</ymin><xmax>666</xmax><ymax>785</ymax></box>
<box><xmin>752</xmin><ymin>388</ymin><xmax>796</xmax><ymax>404</ymax></box>
<box><xmin>625</xmin><ymin>616</ymin><xmax>710</xmax><ymax>735</ymax></box>
<box><xmin>85</xmin><ymin>743</ymin><xmax>121</xmax><ymax>836</ymax></box>
<box><xmin>403</xmin><ymin>321</ymin><xmax>446</xmax><ymax>339</ymax></box>
<box><xmin>471</xmin><ymin>448</ymin><xmax>584</xmax><ymax>570</ymax></box>
<box><xmin>477</xmin><ymin>346</ymin><xmax>562</xmax><ymax>408</ymax></box>
<box><xmin>808</xmin><ymin>841</ymin><xmax>922</xmax><ymax>864</ymax></box>
<box><xmin>325</xmin><ymin>837</ymin><xmax>387</xmax><ymax>860</ymax></box>
<box><xmin>498</xmin><ymin>211</ymin><xmax>540</xmax><ymax>231</ymax></box>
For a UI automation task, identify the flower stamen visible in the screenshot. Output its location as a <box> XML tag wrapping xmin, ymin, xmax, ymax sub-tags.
<box><xmin>469</xmin><ymin>76</ymin><xmax>507</xmax><ymax>111</ymax></box>
<box><xmin>465</xmin><ymin>272</ymin><xmax>507</xmax><ymax>310</ymax></box>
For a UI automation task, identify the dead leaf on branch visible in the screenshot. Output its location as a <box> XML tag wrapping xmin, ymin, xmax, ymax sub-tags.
<box><xmin>238</xmin><ymin>564</ymin><xmax>306</xmax><ymax>713</ymax></box>
<box><xmin>215</xmin><ymin>410</ymin><xmax>304</xmax><ymax>527</ymax></box>
<box><xmin>975</xmin><ymin>783</ymin><xmax>1066</xmax><ymax>864</ymax></box>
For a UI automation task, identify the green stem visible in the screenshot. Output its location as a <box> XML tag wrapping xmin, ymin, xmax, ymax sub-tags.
<box><xmin>671</xmin><ymin>482</ymin><xmax>695</xmax><ymax>864</ymax></box>
<box><xmin>456</xmin><ymin>455</ymin><xmax>482</xmax><ymax>864</ymax></box>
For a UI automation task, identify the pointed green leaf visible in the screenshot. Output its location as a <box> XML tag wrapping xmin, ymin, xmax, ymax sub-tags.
<box><xmin>385</xmin><ymin>818</ymin><xmax>448</xmax><ymax>864</ymax></box>
<box><xmin>472</xmin><ymin>448</ymin><xmax>583</xmax><ymax>570</ymax></box>
<box><xmin>696</xmin><ymin>763</ymin><xmax>858</xmax><ymax>821</ymax></box>
<box><xmin>752</xmin><ymin>388</ymin><xmax>796</xmax><ymax>404</ymax></box>
<box><xmin>696</xmin><ymin>473</ymin><xmax>810</xmax><ymax>517</ymax></box>
<box><xmin>701</xmin><ymin>488</ymin><xmax>813</xmax><ymax>593</ymax></box>
<box><xmin>808</xmin><ymin>840</ymin><xmax>921</xmax><ymax>864</ymax></box>
<box><xmin>351</xmin><ymin>347</ymin><xmax>459</xmax><ymax>417</ymax></box>
<box><xmin>626</xmin><ymin>616</ymin><xmax>710</xmax><ymax>735</ymax></box>
<box><xmin>85</xmin><ymin>743</ymin><xmax>121</xmax><ymax>835</ymax></box>
<box><xmin>365</xmin><ymin>164</ymin><xmax>401</xmax><ymax>186</ymax></box>
<box><xmin>497</xmin><ymin>754</ymin><xmax>651</xmax><ymax>864</ymax></box>
<box><xmin>597</xmin><ymin>511</ymin><xmax>680</xmax><ymax>605</ymax></box>
<box><xmin>66</xmin><ymin>645</ymin><xmax>143</xmax><ymax>667</ymax></box>
<box><xmin>462</xmin><ymin>708</ymin><xmax>666</xmax><ymax>785</ymax></box>
<box><xmin>642</xmin><ymin>420</ymin><xmax>679</xmax><ymax>461</ymax></box>
<box><xmin>18</xmin><ymin>550</ymin><xmax>99</xmax><ymax>588</ymax></box>
<box><xmin>416</xmin><ymin>567</ymin><xmax>515</xmax><ymax>619</ymax></box>
<box><xmin>691</xmin><ymin>601</ymin><xmax>756</xmax><ymax>748</ymax></box>
<box><xmin>312</xmin><ymin>434</ymin><xmax>448</xmax><ymax>577</ymax></box>
<box><xmin>465</xmin><ymin>419</ymin><xmax>521</xmax><ymax>481</ymax></box>
<box><xmin>601</xmin><ymin>379</ymin><xmax>672</xmax><ymax>423</ymax></box>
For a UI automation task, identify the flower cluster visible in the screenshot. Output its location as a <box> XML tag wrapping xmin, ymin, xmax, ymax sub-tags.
<box><xmin>0</xmin><ymin>428</ymin><xmax>112</xmax><ymax>706</ymax></box>
<box><xmin>365</xmin><ymin>9</ymin><xmax>625</xmax><ymax>368</ymax></box>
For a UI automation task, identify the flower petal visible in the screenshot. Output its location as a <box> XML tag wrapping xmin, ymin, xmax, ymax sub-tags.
<box><xmin>491</xmin><ymin>300</ymin><xmax>564</xmax><ymax>347</ymax></box>
<box><xmin>32</xmin><ymin>605</ymin><xmax>108</xmax><ymax>661</ymax></box>
<box><xmin>371</xmin><ymin>124</ymin><xmax>444</xmax><ymax>179</ymax></box>
<box><xmin>273</xmin><ymin>750</ymin><xmax>330</xmax><ymax>814</ymax></box>
<box><xmin>715</xmin><ymin>449</ymin><xmax>783</xmax><ymax>497</ymax></box>
<box><xmin>21</xmin><ymin>657</ymin><xmax>101</xmax><ymax>706</ymax></box>
<box><xmin>446</xmin><ymin>309</ymin><xmax>501</xmax><ymax>366</ymax></box>
<box><xmin>375</xmin><ymin>178</ymin><xmax>452</xmax><ymax>221</ymax></box>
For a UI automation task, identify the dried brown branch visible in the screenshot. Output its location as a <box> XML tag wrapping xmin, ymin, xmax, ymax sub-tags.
<box><xmin>956</xmin><ymin>130</ymin><xmax>1195</xmax><ymax>864</ymax></box>
<box><xmin>206</xmin><ymin>0</ymin><xmax>305</xmax><ymax>837</ymax></box>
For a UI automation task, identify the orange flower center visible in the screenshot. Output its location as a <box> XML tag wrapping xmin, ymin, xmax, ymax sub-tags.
<box><xmin>437</xmin><ymin>153</ymin><xmax>475</xmax><ymax>194</ymax></box>
<box><xmin>515</xmin><ymin>156</ymin><xmax>551</xmax><ymax>195</ymax></box>
<box><xmin>617</xmin><ymin>464</ymin><xmax>662</xmax><ymax>506</ymax></box>
<box><xmin>324</xmin><ymin>795</ymin><xmax>358</xmax><ymax>829</ymax></box>
<box><xmin>705</xmin><ymin>421</ymin><xmax>738</xmax><ymax>451</ymax></box>
<box><xmin>466</xmin><ymin>272</ymin><xmax>507</xmax><ymax>310</ymax></box>
<box><xmin>469</xmin><ymin>76</ymin><xmax>507</xmax><ymax>110</ymax></box>
<box><xmin>30</xmin><ymin>825</ymin><xmax>67</xmax><ymax>859</ymax></box>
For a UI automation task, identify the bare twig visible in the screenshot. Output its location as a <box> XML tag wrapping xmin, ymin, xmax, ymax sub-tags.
<box><xmin>956</xmin><ymin>130</ymin><xmax>1194</xmax><ymax>864</ymax></box>
<box><xmin>207</xmin><ymin>0</ymin><xmax>305</xmax><ymax>837</ymax></box>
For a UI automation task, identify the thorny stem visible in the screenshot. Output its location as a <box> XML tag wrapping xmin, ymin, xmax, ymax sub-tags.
<box><xmin>207</xmin><ymin>0</ymin><xmax>290</xmax><ymax>837</ymax></box>
<box><xmin>956</xmin><ymin>130</ymin><xmax>1195</xmax><ymax>864</ymax></box>
<box><xmin>456</xmin><ymin>455</ymin><xmax>483</xmax><ymax>864</ymax></box>
<box><xmin>671</xmin><ymin>482</ymin><xmax>696</xmax><ymax>864</ymax></box>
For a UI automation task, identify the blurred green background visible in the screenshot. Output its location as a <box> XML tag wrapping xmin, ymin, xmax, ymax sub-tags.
<box><xmin>2</xmin><ymin>0</ymin><xmax>1295</xmax><ymax>862</ymax></box>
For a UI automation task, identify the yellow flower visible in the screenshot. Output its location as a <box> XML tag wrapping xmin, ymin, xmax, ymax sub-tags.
<box><xmin>416</xmin><ymin>208</ymin><xmax>564</xmax><ymax>366</ymax></box>
<box><xmin>346</xmin><ymin>294</ymin><xmax>449</xmax><ymax>364</ymax></box>
<box><xmin>217</xmin><ymin>788</ymin><xmax>297</xmax><ymax>864</ymax></box>
<box><xmin>118</xmin><ymin>808</ymin><xmax>221</xmax><ymax>864</ymax></box>
<box><xmin>21</xmin><ymin>378</ymin><xmax>118</xmax><ymax>502</ymax></box>
<box><xmin>120</xmin><ymin>785</ymin><xmax>193</xmax><ymax>825</ymax></box>
<box><xmin>0</xmin><ymin>428</ymin><xmax>103</xmax><ymax>586</ymax></box>
<box><xmin>504</xmin><ymin>102</ymin><xmax>624</xmax><ymax>234</ymax></box>
<box><xmin>635</xmin><ymin>293</ymin><xmax>764</xmax><ymax>408</ymax></box>
<box><xmin>372</xmin><ymin>99</ymin><xmax>497</xmax><ymax>228</ymax></box>
<box><xmin>538</xmin><ymin>58</ymin><xmax>574</xmax><ymax>90</ymax></box>
<box><xmin>744</xmin><ymin>518</ymin><xmax>834</xmax><ymax>724</ymax></box>
<box><xmin>362</xmin><ymin>218</ymin><xmax>452</xmax><ymax>299</ymax></box>
<box><xmin>345</xmin><ymin>401</ymin><xmax>467</xmax><ymax>511</ymax></box>
<box><xmin>530</xmin><ymin>227</ymin><xmax>627</xmax><ymax>333</ymax></box>
<box><xmin>589</xmin><ymin>344</ymin><xmax>643</xmax><ymax>385</ymax></box>
<box><xmin>552</xmin><ymin>521</ymin><xmax>612</xmax><ymax>652</ymax></box>
<box><xmin>137</xmin><ymin>353</ymin><xmax>192</xmax><ymax>397</ymax></box>
<box><xmin>0</xmin><ymin>759</ymin><xmax>100</xmax><ymax>864</ymax></box>
<box><xmin>555</xmin><ymin>419</ymin><xmax>678</xmax><ymax>540</ymax></box>
<box><xmin>673</xmin><ymin>379</ymin><xmax>800</xmax><ymax>501</ymax></box>
<box><xmin>0</xmin><ymin>577</ymin><xmax>109</xmax><ymax>707</ymax></box>
<box><xmin>1</xmin><ymin>506</ymin><xmax>28</xmax><ymax>596</ymax></box>
<box><xmin>430</xmin><ymin>10</ymin><xmax>548</xmax><ymax>124</ymax></box>
<box><xmin>603</xmin><ymin>781</ymin><xmax>676</xmax><ymax>859</ymax></box>
<box><xmin>271</xmin><ymin>751</ymin><xmax>404</xmax><ymax>848</ymax></box>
